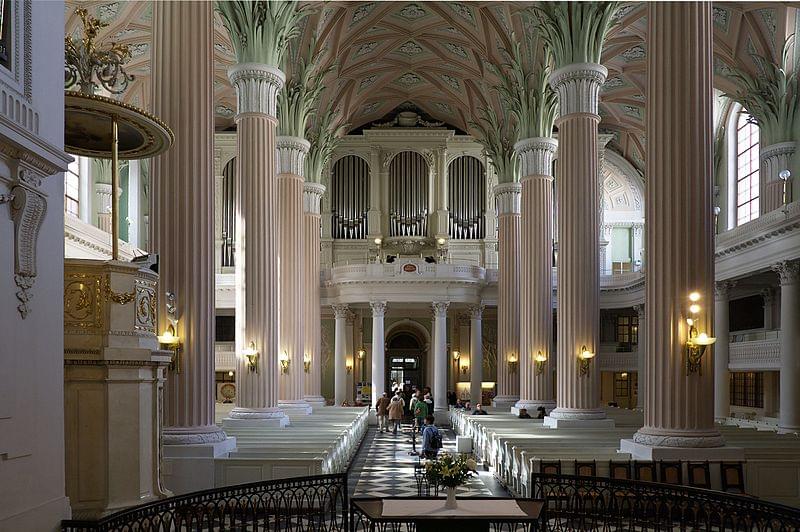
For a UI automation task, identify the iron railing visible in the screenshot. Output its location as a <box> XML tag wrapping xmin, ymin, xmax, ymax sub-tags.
<box><xmin>532</xmin><ymin>472</ymin><xmax>800</xmax><ymax>531</ymax></box>
<box><xmin>61</xmin><ymin>473</ymin><xmax>347</xmax><ymax>531</ymax></box>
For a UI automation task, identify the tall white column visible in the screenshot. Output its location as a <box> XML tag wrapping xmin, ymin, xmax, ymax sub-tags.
<box><xmin>493</xmin><ymin>183</ymin><xmax>521</xmax><ymax>409</ymax></box>
<box><xmin>303</xmin><ymin>183</ymin><xmax>326</xmax><ymax>408</ymax></box>
<box><xmin>469</xmin><ymin>305</ymin><xmax>484</xmax><ymax>405</ymax></box>
<box><xmin>367</xmin><ymin>147</ymin><xmax>382</xmax><ymax>239</ymax></box>
<box><xmin>370</xmin><ymin>301</ymin><xmax>387</xmax><ymax>409</ymax></box>
<box><xmin>79</xmin><ymin>156</ymin><xmax>91</xmax><ymax>223</ymax></box>
<box><xmin>432</xmin><ymin>301</ymin><xmax>450</xmax><ymax>413</ymax></box>
<box><xmin>515</xmin><ymin>137</ymin><xmax>557</xmax><ymax>414</ymax></box>
<box><xmin>332</xmin><ymin>304</ymin><xmax>349</xmax><ymax>406</ymax></box>
<box><xmin>277</xmin><ymin>136</ymin><xmax>311</xmax><ymax>415</ymax></box>
<box><xmin>714</xmin><ymin>281</ymin><xmax>734</xmax><ymax>421</ymax></box>
<box><xmin>774</xmin><ymin>260</ymin><xmax>800</xmax><ymax>432</ymax></box>
<box><xmin>635</xmin><ymin>304</ymin><xmax>646</xmax><ymax>409</ymax></box>
<box><xmin>127</xmin><ymin>160</ymin><xmax>141</xmax><ymax>248</ymax></box>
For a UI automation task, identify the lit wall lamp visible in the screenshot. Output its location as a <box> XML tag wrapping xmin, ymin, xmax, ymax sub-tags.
<box><xmin>780</xmin><ymin>170</ymin><xmax>792</xmax><ymax>207</ymax></box>
<box><xmin>241</xmin><ymin>341</ymin><xmax>259</xmax><ymax>373</ymax></box>
<box><xmin>346</xmin><ymin>357</ymin><xmax>353</xmax><ymax>374</ymax></box>
<box><xmin>158</xmin><ymin>291</ymin><xmax>181</xmax><ymax>373</ymax></box>
<box><xmin>508</xmin><ymin>352</ymin><xmax>518</xmax><ymax>374</ymax></box>
<box><xmin>303</xmin><ymin>352</ymin><xmax>311</xmax><ymax>373</ymax></box>
<box><xmin>279</xmin><ymin>351</ymin><xmax>290</xmax><ymax>374</ymax></box>
<box><xmin>685</xmin><ymin>291</ymin><xmax>716</xmax><ymax>375</ymax></box>
<box><xmin>534</xmin><ymin>351</ymin><xmax>547</xmax><ymax>376</ymax></box>
<box><xmin>578</xmin><ymin>346</ymin><xmax>595</xmax><ymax>376</ymax></box>
<box><xmin>357</xmin><ymin>349</ymin><xmax>366</xmax><ymax>361</ymax></box>
<box><xmin>452</xmin><ymin>350</ymin><xmax>460</xmax><ymax>362</ymax></box>
<box><xmin>713</xmin><ymin>206</ymin><xmax>721</xmax><ymax>231</ymax></box>
<box><xmin>460</xmin><ymin>361</ymin><xmax>470</xmax><ymax>375</ymax></box>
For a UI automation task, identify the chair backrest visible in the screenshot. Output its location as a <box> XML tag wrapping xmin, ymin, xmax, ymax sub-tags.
<box><xmin>720</xmin><ymin>461</ymin><xmax>746</xmax><ymax>494</ymax></box>
<box><xmin>659</xmin><ymin>461</ymin><xmax>683</xmax><ymax>485</ymax></box>
<box><xmin>609</xmin><ymin>460</ymin><xmax>631</xmax><ymax>480</ymax></box>
<box><xmin>687</xmin><ymin>461</ymin><xmax>711</xmax><ymax>489</ymax></box>
<box><xmin>634</xmin><ymin>461</ymin><xmax>656</xmax><ymax>482</ymax></box>
<box><xmin>540</xmin><ymin>460</ymin><xmax>562</xmax><ymax>475</ymax></box>
<box><xmin>574</xmin><ymin>460</ymin><xmax>596</xmax><ymax>477</ymax></box>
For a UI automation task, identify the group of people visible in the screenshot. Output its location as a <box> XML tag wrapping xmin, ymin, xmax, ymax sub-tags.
<box><xmin>374</xmin><ymin>386</ymin><xmax>443</xmax><ymax>459</ymax></box>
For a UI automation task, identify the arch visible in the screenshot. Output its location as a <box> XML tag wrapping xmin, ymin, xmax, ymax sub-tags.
<box><xmin>384</xmin><ymin>319</ymin><xmax>431</xmax><ymax>351</ymax></box>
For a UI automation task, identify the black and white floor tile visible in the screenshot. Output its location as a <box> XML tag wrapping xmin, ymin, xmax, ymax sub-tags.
<box><xmin>348</xmin><ymin>423</ymin><xmax>508</xmax><ymax>498</ymax></box>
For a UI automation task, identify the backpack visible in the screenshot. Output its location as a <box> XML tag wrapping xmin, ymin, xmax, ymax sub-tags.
<box><xmin>427</xmin><ymin>427</ymin><xmax>443</xmax><ymax>449</ymax></box>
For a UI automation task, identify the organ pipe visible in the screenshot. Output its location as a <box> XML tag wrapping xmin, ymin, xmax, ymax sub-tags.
<box><xmin>448</xmin><ymin>155</ymin><xmax>486</xmax><ymax>239</ymax></box>
<box><xmin>388</xmin><ymin>151</ymin><xmax>429</xmax><ymax>237</ymax></box>
<box><xmin>221</xmin><ymin>158</ymin><xmax>236</xmax><ymax>267</ymax></box>
<box><xmin>331</xmin><ymin>155</ymin><xmax>369</xmax><ymax>239</ymax></box>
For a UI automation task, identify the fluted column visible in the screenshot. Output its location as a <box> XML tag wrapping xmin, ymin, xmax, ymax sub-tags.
<box><xmin>370</xmin><ymin>302</ymin><xmax>387</xmax><ymax>409</ymax></box>
<box><xmin>332</xmin><ymin>304</ymin><xmax>349</xmax><ymax>406</ymax></box>
<box><xmin>150</xmin><ymin>1</ymin><xmax>227</xmax><ymax>444</ymax></box>
<box><xmin>493</xmin><ymin>183</ymin><xmax>521</xmax><ymax>409</ymax></box>
<box><xmin>546</xmin><ymin>63</ymin><xmax>607</xmax><ymax>424</ymax></box>
<box><xmin>774</xmin><ymin>260</ymin><xmax>800</xmax><ymax>432</ymax></box>
<box><xmin>303</xmin><ymin>183</ymin><xmax>326</xmax><ymax>407</ymax></box>
<box><xmin>635</xmin><ymin>305</ymin><xmax>645</xmax><ymax>410</ymax></box>
<box><xmin>714</xmin><ymin>281</ymin><xmax>734</xmax><ymax>421</ymax></box>
<box><xmin>515</xmin><ymin>138</ymin><xmax>557</xmax><ymax>413</ymax></box>
<box><xmin>95</xmin><ymin>182</ymin><xmax>113</xmax><ymax>233</ymax></box>
<box><xmin>469</xmin><ymin>305</ymin><xmax>484</xmax><ymax>405</ymax></box>
<box><xmin>432</xmin><ymin>301</ymin><xmax>450</xmax><ymax>413</ymax></box>
<box><xmin>630</xmin><ymin>2</ymin><xmax>723</xmax><ymax>449</ymax></box>
<box><xmin>761</xmin><ymin>143</ymin><xmax>796</xmax><ymax>213</ymax></box>
<box><xmin>276</xmin><ymin>136</ymin><xmax>311</xmax><ymax>414</ymax></box>
<box><xmin>226</xmin><ymin>62</ymin><xmax>288</xmax><ymax>425</ymax></box>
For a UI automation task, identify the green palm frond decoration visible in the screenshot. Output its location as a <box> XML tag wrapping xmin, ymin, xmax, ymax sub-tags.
<box><xmin>305</xmin><ymin>108</ymin><xmax>349</xmax><ymax>183</ymax></box>
<box><xmin>277</xmin><ymin>38</ymin><xmax>334</xmax><ymax>137</ymax></box>
<box><xmin>469</xmin><ymin>105</ymin><xmax>519</xmax><ymax>184</ymax></box>
<box><xmin>723</xmin><ymin>35</ymin><xmax>798</xmax><ymax>145</ymax></box>
<box><xmin>494</xmin><ymin>35</ymin><xmax>558</xmax><ymax>141</ymax></box>
<box><xmin>529</xmin><ymin>2</ymin><xmax>620</xmax><ymax>67</ymax></box>
<box><xmin>216</xmin><ymin>0</ymin><xmax>311</xmax><ymax>66</ymax></box>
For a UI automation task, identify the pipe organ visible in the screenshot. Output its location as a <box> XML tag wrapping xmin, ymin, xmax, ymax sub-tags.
<box><xmin>221</xmin><ymin>158</ymin><xmax>236</xmax><ymax>267</ymax></box>
<box><xmin>448</xmin><ymin>155</ymin><xmax>486</xmax><ymax>239</ymax></box>
<box><xmin>389</xmin><ymin>151</ymin><xmax>429</xmax><ymax>237</ymax></box>
<box><xmin>331</xmin><ymin>155</ymin><xmax>370</xmax><ymax>239</ymax></box>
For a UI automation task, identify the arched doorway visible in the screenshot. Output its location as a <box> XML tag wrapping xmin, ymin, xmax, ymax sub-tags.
<box><xmin>386</xmin><ymin>330</ymin><xmax>427</xmax><ymax>395</ymax></box>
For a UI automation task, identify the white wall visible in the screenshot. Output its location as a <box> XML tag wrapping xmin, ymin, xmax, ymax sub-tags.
<box><xmin>0</xmin><ymin>1</ymin><xmax>71</xmax><ymax>530</ymax></box>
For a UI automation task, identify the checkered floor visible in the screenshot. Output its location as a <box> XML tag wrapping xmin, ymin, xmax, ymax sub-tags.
<box><xmin>348</xmin><ymin>422</ymin><xmax>508</xmax><ymax>498</ymax></box>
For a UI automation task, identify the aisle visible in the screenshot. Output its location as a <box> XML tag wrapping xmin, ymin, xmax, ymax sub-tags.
<box><xmin>347</xmin><ymin>422</ymin><xmax>508</xmax><ymax>498</ymax></box>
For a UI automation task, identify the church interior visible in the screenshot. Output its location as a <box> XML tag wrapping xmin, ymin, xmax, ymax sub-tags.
<box><xmin>2</xmin><ymin>1</ymin><xmax>800</xmax><ymax>530</ymax></box>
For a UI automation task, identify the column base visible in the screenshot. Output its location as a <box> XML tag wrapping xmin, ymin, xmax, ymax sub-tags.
<box><xmin>278</xmin><ymin>399</ymin><xmax>313</xmax><ymax>415</ymax></box>
<box><xmin>162</xmin><ymin>436</ymin><xmax>237</xmax><ymax>495</ymax></box>
<box><xmin>631</xmin><ymin>427</ymin><xmax>725</xmax><ymax>448</ymax></box>
<box><xmin>512</xmin><ymin>400</ymin><xmax>556</xmax><ymax>416</ymax></box>
<box><xmin>304</xmin><ymin>395</ymin><xmax>327</xmax><ymax>409</ymax></box>
<box><xmin>620</xmin><ymin>439</ymin><xmax>744</xmax><ymax>461</ymax></box>
<box><xmin>492</xmin><ymin>395</ymin><xmax>519</xmax><ymax>410</ymax></box>
<box><xmin>544</xmin><ymin>417</ymin><xmax>616</xmax><ymax>429</ymax></box>
<box><xmin>223</xmin><ymin>406</ymin><xmax>289</xmax><ymax>428</ymax></box>
<box><xmin>162</xmin><ymin>424</ymin><xmax>229</xmax><ymax>445</ymax></box>
<box><xmin>777</xmin><ymin>426</ymin><xmax>800</xmax><ymax>435</ymax></box>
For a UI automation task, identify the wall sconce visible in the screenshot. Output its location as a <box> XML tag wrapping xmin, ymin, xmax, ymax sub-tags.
<box><xmin>578</xmin><ymin>345</ymin><xmax>595</xmax><ymax>376</ymax></box>
<box><xmin>346</xmin><ymin>357</ymin><xmax>353</xmax><ymax>374</ymax></box>
<box><xmin>452</xmin><ymin>350</ymin><xmax>460</xmax><ymax>361</ymax></box>
<box><xmin>357</xmin><ymin>349</ymin><xmax>366</xmax><ymax>360</ymax></box>
<box><xmin>374</xmin><ymin>238</ymin><xmax>382</xmax><ymax>246</ymax></box>
<box><xmin>241</xmin><ymin>341</ymin><xmax>259</xmax><ymax>373</ymax></box>
<box><xmin>507</xmin><ymin>353</ymin><xmax>518</xmax><ymax>374</ymax></box>
<box><xmin>685</xmin><ymin>291</ymin><xmax>715</xmax><ymax>375</ymax></box>
<box><xmin>780</xmin><ymin>170</ymin><xmax>792</xmax><ymax>206</ymax></box>
<box><xmin>713</xmin><ymin>206</ymin><xmax>721</xmax><ymax>230</ymax></box>
<box><xmin>278</xmin><ymin>351</ymin><xmax>290</xmax><ymax>374</ymax></box>
<box><xmin>460</xmin><ymin>362</ymin><xmax>469</xmax><ymax>375</ymax></box>
<box><xmin>228</xmin><ymin>370</ymin><xmax>234</xmax><ymax>377</ymax></box>
<box><xmin>157</xmin><ymin>323</ymin><xmax>181</xmax><ymax>373</ymax></box>
<box><xmin>303</xmin><ymin>352</ymin><xmax>311</xmax><ymax>373</ymax></box>
<box><xmin>534</xmin><ymin>351</ymin><xmax>547</xmax><ymax>376</ymax></box>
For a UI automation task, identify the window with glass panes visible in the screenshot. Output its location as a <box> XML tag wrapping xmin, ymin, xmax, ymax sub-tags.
<box><xmin>736</xmin><ymin>110</ymin><xmax>759</xmax><ymax>225</ymax></box>
<box><xmin>616</xmin><ymin>315</ymin><xmax>639</xmax><ymax>348</ymax></box>
<box><xmin>64</xmin><ymin>158</ymin><xmax>80</xmax><ymax>217</ymax></box>
<box><xmin>729</xmin><ymin>372</ymin><xmax>763</xmax><ymax>408</ymax></box>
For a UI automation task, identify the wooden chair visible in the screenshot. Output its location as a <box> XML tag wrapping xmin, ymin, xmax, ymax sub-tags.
<box><xmin>609</xmin><ymin>461</ymin><xmax>631</xmax><ymax>480</ymax></box>
<box><xmin>687</xmin><ymin>461</ymin><xmax>711</xmax><ymax>489</ymax></box>
<box><xmin>633</xmin><ymin>461</ymin><xmax>656</xmax><ymax>482</ymax></box>
<box><xmin>658</xmin><ymin>461</ymin><xmax>683</xmax><ymax>485</ymax></box>
<box><xmin>720</xmin><ymin>462</ymin><xmax>746</xmax><ymax>494</ymax></box>
<box><xmin>540</xmin><ymin>460</ymin><xmax>562</xmax><ymax>475</ymax></box>
<box><xmin>574</xmin><ymin>460</ymin><xmax>597</xmax><ymax>477</ymax></box>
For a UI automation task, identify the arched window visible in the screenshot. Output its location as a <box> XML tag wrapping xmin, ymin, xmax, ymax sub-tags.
<box><xmin>736</xmin><ymin>110</ymin><xmax>760</xmax><ymax>225</ymax></box>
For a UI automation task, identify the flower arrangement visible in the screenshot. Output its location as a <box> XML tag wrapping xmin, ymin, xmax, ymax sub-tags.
<box><xmin>424</xmin><ymin>453</ymin><xmax>478</xmax><ymax>488</ymax></box>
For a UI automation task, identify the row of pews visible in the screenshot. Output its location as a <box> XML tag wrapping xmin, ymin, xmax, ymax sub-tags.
<box><xmin>451</xmin><ymin>407</ymin><xmax>800</xmax><ymax>507</ymax></box>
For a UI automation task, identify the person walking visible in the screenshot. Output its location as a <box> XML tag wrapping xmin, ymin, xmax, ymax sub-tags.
<box><xmin>388</xmin><ymin>392</ymin><xmax>405</xmax><ymax>435</ymax></box>
<box><xmin>421</xmin><ymin>415</ymin><xmax>443</xmax><ymax>460</ymax></box>
<box><xmin>412</xmin><ymin>391</ymin><xmax>428</xmax><ymax>433</ymax></box>
<box><xmin>375</xmin><ymin>392</ymin><xmax>391</xmax><ymax>433</ymax></box>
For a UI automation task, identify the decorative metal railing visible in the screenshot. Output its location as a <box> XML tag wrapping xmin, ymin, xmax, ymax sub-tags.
<box><xmin>61</xmin><ymin>473</ymin><xmax>347</xmax><ymax>531</ymax></box>
<box><xmin>532</xmin><ymin>472</ymin><xmax>800</xmax><ymax>531</ymax></box>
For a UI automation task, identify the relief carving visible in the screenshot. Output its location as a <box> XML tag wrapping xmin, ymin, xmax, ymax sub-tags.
<box><xmin>10</xmin><ymin>184</ymin><xmax>46</xmax><ymax>318</ymax></box>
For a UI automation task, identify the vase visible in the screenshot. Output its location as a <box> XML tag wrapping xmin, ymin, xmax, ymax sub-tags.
<box><xmin>444</xmin><ymin>486</ymin><xmax>458</xmax><ymax>509</ymax></box>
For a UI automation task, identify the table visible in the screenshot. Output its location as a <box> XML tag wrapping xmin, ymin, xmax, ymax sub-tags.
<box><xmin>350</xmin><ymin>497</ymin><xmax>544</xmax><ymax>532</ymax></box>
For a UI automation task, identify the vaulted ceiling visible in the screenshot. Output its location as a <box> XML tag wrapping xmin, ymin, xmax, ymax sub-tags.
<box><xmin>65</xmin><ymin>1</ymin><xmax>798</xmax><ymax>174</ymax></box>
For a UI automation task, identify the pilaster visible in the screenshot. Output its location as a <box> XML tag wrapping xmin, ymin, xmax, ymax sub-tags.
<box><xmin>714</xmin><ymin>281</ymin><xmax>735</xmax><ymax>421</ymax></box>
<box><xmin>370</xmin><ymin>301</ymin><xmax>387</xmax><ymax>410</ymax></box>
<box><xmin>469</xmin><ymin>305</ymin><xmax>484</xmax><ymax>405</ymax></box>
<box><xmin>432</xmin><ymin>301</ymin><xmax>450</xmax><ymax>415</ymax></box>
<box><xmin>303</xmin><ymin>182</ymin><xmax>326</xmax><ymax>407</ymax></box>
<box><xmin>773</xmin><ymin>260</ymin><xmax>800</xmax><ymax>432</ymax></box>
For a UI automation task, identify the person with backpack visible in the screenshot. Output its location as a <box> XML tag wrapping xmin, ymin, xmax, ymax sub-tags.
<box><xmin>421</xmin><ymin>415</ymin><xmax>442</xmax><ymax>459</ymax></box>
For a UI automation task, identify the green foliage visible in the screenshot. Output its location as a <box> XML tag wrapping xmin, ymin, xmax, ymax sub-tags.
<box><xmin>529</xmin><ymin>2</ymin><xmax>620</xmax><ymax>67</ymax></box>
<box><xmin>277</xmin><ymin>38</ymin><xmax>333</xmax><ymax>137</ymax></box>
<box><xmin>469</xmin><ymin>105</ymin><xmax>519</xmax><ymax>183</ymax></box>
<box><xmin>216</xmin><ymin>0</ymin><xmax>310</xmax><ymax>66</ymax></box>
<box><xmin>494</xmin><ymin>35</ymin><xmax>558</xmax><ymax>141</ymax></box>
<box><xmin>305</xmin><ymin>108</ymin><xmax>349</xmax><ymax>182</ymax></box>
<box><xmin>424</xmin><ymin>453</ymin><xmax>477</xmax><ymax>488</ymax></box>
<box><xmin>723</xmin><ymin>35</ymin><xmax>798</xmax><ymax>145</ymax></box>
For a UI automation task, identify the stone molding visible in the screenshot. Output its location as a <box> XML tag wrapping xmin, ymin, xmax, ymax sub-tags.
<box><xmin>760</xmin><ymin>141</ymin><xmax>795</xmax><ymax>182</ymax></box>
<box><xmin>276</xmin><ymin>135</ymin><xmax>310</xmax><ymax>177</ymax></box>
<box><xmin>633</xmin><ymin>303</ymin><xmax>644</xmax><ymax>318</ymax></box>
<box><xmin>715</xmin><ymin>280</ymin><xmax>736</xmax><ymax>298</ymax></box>
<box><xmin>773</xmin><ymin>260</ymin><xmax>800</xmax><ymax>285</ymax></box>
<box><xmin>548</xmin><ymin>408</ymin><xmax>607</xmax><ymax>420</ymax></box>
<box><xmin>494</xmin><ymin>182</ymin><xmax>522</xmax><ymax>215</ymax></box>
<box><xmin>716</xmin><ymin>202</ymin><xmax>800</xmax><ymax>256</ymax></box>
<box><xmin>303</xmin><ymin>182</ymin><xmax>326</xmax><ymax>214</ymax></box>
<box><xmin>431</xmin><ymin>300</ymin><xmax>450</xmax><ymax>317</ymax></box>
<box><xmin>228</xmin><ymin>62</ymin><xmax>285</xmax><ymax>118</ymax></box>
<box><xmin>729</xmin><ymin>339</ymin><xmax>780</xmax><ymax>370</ymax></box>
<box><xmin>514</xmin><ymin>137</ymin><xmax>557</xmax><ymax>179</ymax></box>
<box><xmin>549</xmin><ymin>62</ymin><xmax>607</xmax><ymax>116</ymax></box>
<box><xmin>162</xmin><ymin>425</ymin><xmax>228</xmax><ymax>445</ymax></box>
<box><xmin>369</xmin><ymin>300</ymin><xmax>387</xmax><ymax>317</ymax></box>
<box><xmin>632</xmin><ymin>428</ymin><xmax>725</xmax><ymax>448</ymax></box>
<box><xmin>227</xmin><ymin>407</ymin><xmax>288</xmax><ymax>421</ymax></box>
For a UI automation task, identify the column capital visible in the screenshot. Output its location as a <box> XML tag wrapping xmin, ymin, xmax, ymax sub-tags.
<box><xmin>494</xmin><ymin>182</ymin><xmax>522</xmax><ymax>215</ymax></box>
<box><xmin>370</xmin><ymin>301</ymin><xmax>387</xmax><ymax>317</ymax></box>
<box><xmin>714</xmin><ymin>280</ymin><xmax>736</xmax><ymax>299</ymax></box>
<box><xmin>276</xmin><ymin>136</ymin><xmax>310</xmax><ymax>177</ymax></box>
<box><xmin>331</xmin><ymin>303</ymin><xmax>350</xmax><ymax>318</ymax></box>
<box><xmin>633</xmin><ymin>304</ymin><xmax>645</xmax><ymax>319</ymax></box>
<box><xmin>514</xmin><ymin>137</ymin><xmax>557</xmax><ymax>179</ymax></box>
<box><xmin>549</xmin><ymin>62</ymin><xmax>607</xmax><ymax>117</ymax></box>
<box><xmin>303</xmin><ymin>182</ymin><xmax>326</xmax><ymax>214</ymax></box>
<box><xmin>468</xmin><ymin>304</ymin><xmax>485</xmax><ymax>320</ymax></box>
<box><xmin>228</xmin><ymin>63</ymin><xmax>285</xmax><ymax>118</ymax></box>
<box><xmin>773</xmin><ymin>260</ymin><xmax>800</xmax><ymax>285</ymax></box>
<box><xmin>760</xmin><ymin>286</ymin><xmax>775</xmax><ymax>303</ymax></box>
<box><xmin>431</xmin><ymin>301</ymin><xmax>450</xmax><ymax>317</ymax></box>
